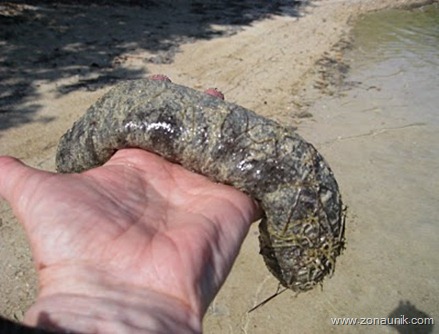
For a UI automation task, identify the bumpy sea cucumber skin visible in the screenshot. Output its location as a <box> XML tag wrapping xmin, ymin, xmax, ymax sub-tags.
<box><xmin>56</xmin><ymin>79</ymin><xmax>345</xmax><ymax>292</ymax></box>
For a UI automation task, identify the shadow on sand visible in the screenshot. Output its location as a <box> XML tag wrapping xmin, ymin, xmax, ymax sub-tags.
<box><xmin>387</xmin><ymin>300</ymin><xmax>435</xmax><ymax>334</ymax></box>
<box><xmin>0</xmin><ymin>0</ymin><xmax>312</xmax><ymax>131</ymax></box>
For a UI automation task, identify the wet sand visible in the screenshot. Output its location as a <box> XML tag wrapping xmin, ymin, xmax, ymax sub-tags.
<box><xmin>0</xmin><ymin>0</ymin><xmax>436</xmax><ymax>332</ymax></box>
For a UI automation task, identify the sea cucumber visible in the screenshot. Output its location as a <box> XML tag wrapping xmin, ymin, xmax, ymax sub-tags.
<box><xmin>56</xmin><ymin>78</ymin><xmax>345</xmax><ymax>292</ymax></box>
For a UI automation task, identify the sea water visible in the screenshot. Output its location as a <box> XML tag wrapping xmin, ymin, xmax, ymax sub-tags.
<box><xmin>350</xmin><ymin>4</ymin><xmax>439</xmax><ymax>126</ymax></box>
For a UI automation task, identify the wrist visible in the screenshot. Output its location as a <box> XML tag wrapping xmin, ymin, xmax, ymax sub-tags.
<box><xmin>24</xmin><ymin>265</ymin><xmax>202</xmax><ymax>334</ymax></box>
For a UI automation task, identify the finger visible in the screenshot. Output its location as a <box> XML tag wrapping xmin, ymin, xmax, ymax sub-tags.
<box><xmin>149</xmin><ymin>74</ymin><xmax>172</xmax><ymax>82</ymax></box>
<box><xmin>0</xmin><ymin>156</ymin><xmax>27</xmax><ymax>202</ymax></box>
<box><xmin>204</xmin><ymin>88</ymin><xmax>224</xmax><ymax>100</ymax></box>
<box><xmin>0</xmin><ymin>156</ymin><xmax>49</xmax><ymax>205</ymax></box>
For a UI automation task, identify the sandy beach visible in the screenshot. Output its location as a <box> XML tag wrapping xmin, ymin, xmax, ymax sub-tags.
<box><xmin>1</xmin><ymin>0</ymin><xmax>437</xmax><ymax>333</ymax></box>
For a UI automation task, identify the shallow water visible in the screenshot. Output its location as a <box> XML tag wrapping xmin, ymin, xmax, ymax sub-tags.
<box><xmin>351</xmin><ymin>4</ymin><xmax>439</xmax><ymax>126</ymax></box>
<box><xmin>298</xmin><ymin>4</ymin><xmax>438</xmax><ymax>332</ymax></box>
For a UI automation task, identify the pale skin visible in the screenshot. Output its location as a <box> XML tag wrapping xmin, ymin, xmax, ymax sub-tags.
<box><xmin>0</xmin><ymin>149</ymin><xmax>261</xmax><ymax>333</ymax></box>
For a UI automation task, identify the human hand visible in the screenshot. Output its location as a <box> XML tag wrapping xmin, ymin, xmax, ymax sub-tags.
<box><xmin>0</xmin><ymin>149</ymin><xmax>260</xmax><ymax>333</ymax></box>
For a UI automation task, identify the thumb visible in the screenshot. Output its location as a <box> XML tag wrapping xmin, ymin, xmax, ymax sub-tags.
<box><xmin>0</xmin><ymin>156</ymin><xmax>42</xmax><ymax>205</ymax></box>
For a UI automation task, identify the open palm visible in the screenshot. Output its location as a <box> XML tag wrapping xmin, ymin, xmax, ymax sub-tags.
<box><xmin>0</xmin><ymin>149</ymin><xmax>260</xmax><ymax>332</ymax></box>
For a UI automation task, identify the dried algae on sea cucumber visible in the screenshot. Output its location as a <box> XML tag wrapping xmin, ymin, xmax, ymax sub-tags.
<box><xmin>56</xmin><ymin>78</ymin><xmax>345</xmax><ymax>292</ymax></box>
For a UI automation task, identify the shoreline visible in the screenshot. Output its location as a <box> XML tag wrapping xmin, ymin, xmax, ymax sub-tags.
<box><xmin>0</xmin><ymin>0</ymin><xmax>434</xmax><ymax>329</ymax></box>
